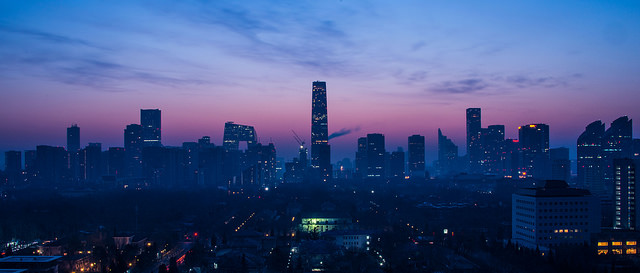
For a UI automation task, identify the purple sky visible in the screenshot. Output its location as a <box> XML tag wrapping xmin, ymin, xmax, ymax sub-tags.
<box><xmin>1</xmin><ymin>1</ymin><xmax>639</xmax><ymax>168</ymax></box>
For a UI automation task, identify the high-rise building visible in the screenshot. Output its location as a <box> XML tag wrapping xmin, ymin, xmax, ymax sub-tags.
<box><xmin>107</xmin><ymin>147</ymin><xmax>126</xmax><ymax>178</ymax></box>
<box><xmin>223</xmin><ymin>122</ymin><xmax>257</xmax><ymax>150</ymax></box>
<box><xmin>4</xmin><ymin>151</ymin><xmax>21</xmax><ymax>173</ymax></box>
<box><xmin>408</xmin><ymin>135</ymin><xmax>425</xmax><ymax>178</ymax></box>
<box><xmin>602</xmin><ymin>117</ymin><xmax>633</xmax><ymax>198</ymax></box>
<box><xmin>4</xmin><ymin>151</ymin><xmax>21</xmax><ymax>184</ymax></box>
<box><xmin>437</xmin><ymin>129</ymin><xmax>459</xmax><ymax>176</ymax></box>
<box><xmin>389</xmin><ymin>149</ymin><xmax>405</xmax><ymax>179</ymax></box>
<box><xmin>518</xmin><ymin>124</ymin><xmax>550</xmax><ymax>179</ymax></box>
<box><xmin>466</xmin><ymin>108</ymin><xmax>482</xmax><ymax>173</ymax></box>
<box><xmin>614</xmin><ymin>158</ymin><xmax>636</xmax><ymax>230</ymax></box>
<box><xmin>501</xmin><ymin>139</ymin><xmax>520</xmax><ymax>178</ymax></box>
<box><xmin>482</xmin><ymin>125</ymin><xmax>505</xmax><ymax>174</ymax></box>
<box><xmin>80</xmin><ymin>143</ymin><xmax>102</xmax><ymax>183</ymax></box>
<box><xmin>550</xmin><ymin>147</ymin><xmax>571</xmax><ymax>183</ymax></box>
<box><xmin>355</xmin><ymin>137</ymin><xmax>368</xmax><ymax>178</ymax></box>
<box><xmin>577</xmin><ymin>121</ymin><xmax>605</xmax><ymax>196</ymax></box>
<box><xmin>512</xmin><ymin>180</ymin><xmax>600</xmax><ymax>254</ymax></box>
<box><xmin>311</xmin><ymin>81</ymin><xmax>331</xmax><ymax>182</ymax></box>
<box><xmin>67</xmin><ymin>124</ymin><xmax>80</xmax><ymax>152</ymax></box>
<box><xmin>124</xmin><ymin>124</ymin><xmax>143</xmax><ymax>177</ymax></box>
<box><xmin>34</xmin><ymin>145</ymin><xmax>68</xmax><ymax>185</ymax></box>
<box><xmin>366</xmin><ymin>133</ymin><xmax>385</xmax><ymax>178</ymax></box>
<box><xmin>141</xmin><ymin>109</ymin><xmax>161</xmax><ymax>147</ymax></box>
<box><xmin>67</xmin><ymin>124</ymin><xmax>81</xmax><ymax>183</ymax></box>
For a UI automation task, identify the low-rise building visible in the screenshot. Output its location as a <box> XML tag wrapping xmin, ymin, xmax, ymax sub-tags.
<box><xmin>512</xmin><ymin>180</ymin><xmax>601</xmax><ymax>253</ymax></box>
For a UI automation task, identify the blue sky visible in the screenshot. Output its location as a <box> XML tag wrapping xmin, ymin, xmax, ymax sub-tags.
<box><xmin>1</xmin><ymin>0</ymin><xmax>639</xmax><ymax>166</ymax></box>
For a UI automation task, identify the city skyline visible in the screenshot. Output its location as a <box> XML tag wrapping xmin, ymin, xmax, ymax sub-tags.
<box><xmin>1</xmin><ymin>1</ymin><xmax>640</xmax><ymax>165</ymax></box>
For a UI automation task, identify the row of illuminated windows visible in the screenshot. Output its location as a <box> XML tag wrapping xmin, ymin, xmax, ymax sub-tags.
<box><xmin>598</xmin><ymin>249</ymin><xmax>636</xmax><ymax>255</ymax></box>
<box><xmin>598</xmin><ymin>241</ymin><xmax>636</xmax><ymax>247</ymax></box>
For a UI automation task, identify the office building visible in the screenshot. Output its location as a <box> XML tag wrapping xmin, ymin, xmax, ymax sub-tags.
<box><xmin>35</xmin><ymin>145</ymin><xmax>68</xmax><ymax>185</ymax></box>
<box><xmin>614</xmin><ymin>158</ymin><xmax>636</xmax><ymax>230</ymax></box>
<box><xmin>141</xmin><ymin>109</ymin><xmax>161</xmax><ymax>147</ymax></box>
<box><xmin>577</xmin><ymin>120</ymin><xmax>605</xmax><ymax>197</ymax></box>
<box><xmin>223</xmin><ymin>122</ymin><xmax>257</xmax><ymax>150</ymax></box>
<box><xmin>501</xmin><ymin>139</ymin><xmax>520</xmax><ymax>178</ymax></box>
<box><xmin>389</xmin><ymin>149</ymin><xmax>405</xmax><ymax>179</ymax></box>
<box><xmin>408</xmin><ymin>135</ymin><xmax>425</xmax><ymax>178</ymax></box>
<box><xmin>5</xmin><ymin>151</ymin><xmax>21</xmax><ymax>174</ymax></box>
<box><xmin>466</xmin><ymin>108</ymin><xmax>482</xmax><ymax>173</ymax></box>
<box><xmin>107</xmin><ymin>147</ymin><xmax>126</xmax><ymax>178</ymax></box>
<box><xmin>482</xmin><ymin>125</ymin><xmax>505</xmax><ymax>174</ymax></box>
<box><xmin>518</xmin><ymin>124</ymin><xmax>550</xmax><ymax>179</ymax></box>
<box><xmin>366</xmin><ymin>133</ymin><xmax>385</xmax><ymax>178</ymax></box>
<box><xmin>355</xmin><ymin>137</ymin><xmax>367</xmax><ymax>178</ymax></box>
<box><xmin>512</xmin><ymin>180</ymin><xmax>600</xmax><ymax>253</ymax></box>
<box><xmin>124</xmin><ymin>124</ymin><xmax>143</xmax><ymax>177</ymax></box>
<box><xmin>4</xmin><ymin>151</ymin><xmax>21</xmax><ymax>184</ymax></box>
<box><xmin>67</xmin><ymin>124</ymin><xmax>80</xmax><ymax>152</ymax></box>
<box><xmin>80</xmin><ymin>143</ymin><xmax>102</xmax><ymax>183</ymax></box>
<box><xmin>438</xmin><ymin>129</ymin><xmax>459</xmax><ymax>176</ymax></box>
<box><xmin>311</xmin><ymin>81</ymin><xmax>331</xmax><ymax>182</ymax></box>
<box><xmin>602</xmin><ymin>117</ymin><xmax>633</xmax><ymax>198</ymax></box>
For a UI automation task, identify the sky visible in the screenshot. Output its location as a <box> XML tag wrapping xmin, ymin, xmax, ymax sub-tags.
<box><xmin>1</xmin><ymin>0</ymin><xmax>639</xmax><ymax>167</ymax></box>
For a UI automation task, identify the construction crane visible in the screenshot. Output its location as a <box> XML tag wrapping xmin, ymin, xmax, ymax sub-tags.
<box><xmin>291</xmin><ymin>130</ymin><xmax>305</xmax><ymax>148</ymax></box>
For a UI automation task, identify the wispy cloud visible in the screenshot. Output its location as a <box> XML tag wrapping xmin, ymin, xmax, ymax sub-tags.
<box><xmin>0</xmin><ymin>25</ymin><xmax>103</xmax><ymax>49</ymax></box>
<box><xmin>501</xmin><ymin>73</ymin><xmax>583</xmax><ymax>89</ymax></box>
<box><xmin>431</xmin><ymin>78</ymin><xmax>488</xmax><ymax>94</ymax></box>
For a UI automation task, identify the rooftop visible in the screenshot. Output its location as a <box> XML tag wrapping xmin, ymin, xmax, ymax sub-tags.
<box><xmin>516</xmin><ymin>180</ymin><xmax>592</xmax><ymax>197</ymax></box>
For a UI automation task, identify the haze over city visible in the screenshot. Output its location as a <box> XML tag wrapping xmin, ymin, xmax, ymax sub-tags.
<box><xmin>1</xmin><ymin>1</ymin><xmax>639</xmax><ymax>166</ymax></box>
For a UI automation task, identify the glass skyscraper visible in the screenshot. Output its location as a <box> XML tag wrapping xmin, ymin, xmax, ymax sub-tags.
<box><xmin>311</xmin><ymin>81</ymin><xmax>331</xmax><ymax>182</ymax></box>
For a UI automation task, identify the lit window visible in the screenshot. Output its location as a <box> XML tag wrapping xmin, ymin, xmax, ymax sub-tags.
<box><xmin>612</xmin><ymin>242</ymin><xmax>623</xmax><ymax>246</ymax></box>
<box><xmin>627</xmin><ymin>241</ymin><xmax>637</xmax><ymax>246</ymax></box>
<box><xmin>598</xmin><ymin>249</ymin><xmax>608</xmax><ymax>255</ymax></box>
<box><xmin>627</xmin><ymin>248</ymin><xmax>637</xmax><ymax>254</ymax></box>
<box><xmin>598</xmin><ymin>242</ymin><xmax>608</xmax><ymax>247</ymax></box>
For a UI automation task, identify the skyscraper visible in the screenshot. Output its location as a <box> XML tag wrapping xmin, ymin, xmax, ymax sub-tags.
<box><xmin>613</xmin><ymin>158</ymin><xmax>636</xmax><ymax>230</ymax></box>
<box><xmin>577</xmin><ymin>120</ymin><xmax>605</xmax><ymax>199</ymax></box>
<box><xmin>408</xmin><ymin>135</ymin><xmax>425</xmax><ymax>178</ymax></box>
<box><xmin>222</xmin><ymin>122</ymin><xmax>257</xmax><ymax>150</ymax></box>
<box><xmin>466</xmin><ymin>108</ymin><xmax>482</xmax><ymax>173</ymax></box>
<box><xmin>4</xmin><ymin>151</ymin><xmax>21</xmax><ymax>184</ymax></box>
<box><xmin>124</xmin><ymin>124</ymin><xmax>143</xmax><ymax>177</ymax></box>
<box><xmin>311</xmin><ymin>81</ymin><xmax>331</xmax><ymax>182</ymax></box>
<box><xmin>366</xmin><ymin>133</ymin><xmax>385</xmax><ymax>178</ymax></box>
<box><xmin>389</xmin><ymin>149</ymin><xmax>405</xmax><ymax>179</ymax></box>
<box><xmin>67</xmin><ymin>124</ymin><xmax>80</xmax><ymax>152</ymax></box>
<box><xmin>438</xmin><ymin>129</ymin><xmax>459</xmax><ymax>176</ymax></box>
<box><xmin>355</xmin><ymin>137</ymin><xmax>368</xmax><ymax>178</ymax></box>
<box><xmin>80</xmin><ymin>143</ymin><xmax>102</xmax><ymax>183</ymax></box>
<box><xmin>141</xmin><ymin>109</ymin><xmax>161</xmax><ymax>147</ymax></box>
<box><xmin>482</xmin><ymin>125</ymin><xmax>505</xmax><ymax>174</ymax></box>
<box><xmin>518</xmin><ymin>124</ymin><xmax>550</xmax><ymax>179</ymax></box>
<box><xmin>602</xmin><ymin>117</ymin><xmax>633</xmax><ymax>196</ymax></box>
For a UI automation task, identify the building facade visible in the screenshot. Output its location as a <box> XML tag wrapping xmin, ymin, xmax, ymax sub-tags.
<box><xmin>512</xmin><ymin>180</ymin><xmax>601</xmax><ymax>252</ymax></box>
